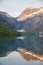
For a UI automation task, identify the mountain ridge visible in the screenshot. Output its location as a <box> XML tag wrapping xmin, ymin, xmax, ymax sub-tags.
<box><xmin>18</xmin><ymin>7</ymin><xmax>43</xmax><ymax>20</ymax></box>
<box><xmin>0</xmin><ymin>7</ymin><xmax>43</xmax><ymax>33</ymax></box>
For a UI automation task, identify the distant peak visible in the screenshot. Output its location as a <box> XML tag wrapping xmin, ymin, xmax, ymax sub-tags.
<box><xmin>18</xmin><ymin>7</ymin><xmax>43</xmax><ymax>20</ymax></box>
<box><xmin>0</xmin><ymin>11</ymin><xmax>11</xmax><ymax>17</ymax></box>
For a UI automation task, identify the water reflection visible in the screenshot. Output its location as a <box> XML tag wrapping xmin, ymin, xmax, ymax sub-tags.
<box><xmin>0</xmin><ymin>51</ymin><xmax>43</xmax><ymax>65</ymax></box>
<box><xmin>0</xmin><ymin>35</ymin><xmax>43</xmax><ymax>65</ymax></box>
<box><xmin>18</xmin><ymin>48</ymin><xmax>43</xmax><ymax>62</ymax></box>
<box><xmin>0</xmin><ymin>36</ymin><xmax>43</xmax><ymax>57</ymax></box>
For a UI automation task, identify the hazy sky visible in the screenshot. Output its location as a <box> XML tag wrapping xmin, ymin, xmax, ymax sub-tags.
<box><xmin>0</xmin><ymin>0</ymin><xmax>43</xmax><ymax>17</ymax></box>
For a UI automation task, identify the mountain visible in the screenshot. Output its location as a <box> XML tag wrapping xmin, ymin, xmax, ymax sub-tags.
<box><xmin>0</xmin><ymin>7</ymin><xmax>43</xmax><ymax>33</ymax></box>
<box><xmin>22</xmin><ymin>12</ymin><xmax>43</xmax><ymax>32</ymax></box>
<box><xmin>17</xmin><ymin>7</ymin><xmax>43</xmax><ymax>37</ymax></box>
<box><xmin>18</xmin><ymin>7</ymin><xmax>43</xmax><ymax>20</ymax></box>
<box><xmin>0</xmin><ymin>11</ymin><xmax>24</xmax><ymax>30</ymax></box>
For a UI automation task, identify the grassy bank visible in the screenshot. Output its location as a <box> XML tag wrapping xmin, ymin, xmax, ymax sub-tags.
<box><xmin>0</xmin><ymin>25</ymin><xmax>21</xmax><ymax>37</ymax></box>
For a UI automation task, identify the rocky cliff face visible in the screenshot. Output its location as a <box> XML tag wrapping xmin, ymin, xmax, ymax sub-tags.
<box><xmin>0</xmin><ymin>7</ymin><xmax>43</xmax><ymax>33</ymax></box>
<box><xmin>0</xmin><ymin>11</ymin><xmax>24</xmax><ymax>30</ymax></box>
<box><xmin>18</xmin><ymin>7</ymin><xmax>43</xmax><ymax>20</ymax></box>
<box><xmin>17</xmin><ymin>7</ymin><xmax>43</xmax><ymax>37</ymax></box>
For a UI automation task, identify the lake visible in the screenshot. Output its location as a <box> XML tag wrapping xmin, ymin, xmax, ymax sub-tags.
<box><xmin>0</xmin><ymin>34</ymin><xmax>43</xmax><ymax>65</ymax></box>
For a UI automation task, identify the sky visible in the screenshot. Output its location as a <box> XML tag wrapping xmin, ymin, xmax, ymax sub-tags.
<box><xmin>0</xmin><ymin>0</ymin><xmax>43</xmax><ymax>17</ymax></box>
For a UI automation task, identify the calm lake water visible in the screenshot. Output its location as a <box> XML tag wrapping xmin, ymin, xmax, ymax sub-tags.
<box><xmin>0</xmin><ymin>35</ymin><xmax>43</xmax><ymax>65</ymax></box>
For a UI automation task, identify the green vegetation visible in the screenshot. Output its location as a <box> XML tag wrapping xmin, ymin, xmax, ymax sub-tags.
<box><xmin>0</xmin><ymin>25</ymin><xmax>21</xmax><ymax>38</ymax></box>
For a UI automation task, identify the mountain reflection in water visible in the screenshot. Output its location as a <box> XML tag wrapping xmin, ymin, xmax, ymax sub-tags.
<box><xmin>0</xmin><ymin>51</ymin><xmax>43</xmax><ymax>65</ymax></box>
<box><xmin>0</xmin><ymin>34</ymin><xmax>43</xmax><ymax>63</ymax></box>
